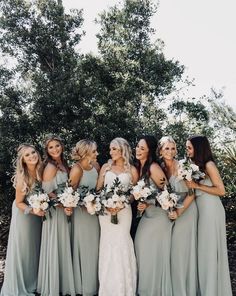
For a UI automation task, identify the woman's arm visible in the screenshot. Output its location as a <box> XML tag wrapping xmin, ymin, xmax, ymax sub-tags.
<box><xmin>96</xmin><ymin>163</ymin><xmax>109</xmax><ymax>191</ymax></box>
<box><xmin>185</xmin><ymin>161</ymin><xmax>226</xmax><ymax>196</ymax></box>
<box><xmin>69</xmin><ymin>164</ymin><xmax>83</xmax><ymax>190</ymax></box>
<box><xmin>15</xmin><ymin>181</ymin><xmax>45</xmax><ymax>216</ymax></box>
<box><xmin>150</xmin><ymin>163</ymin><xmax>167</xmax><ymax>189</ymax></box>
<box><xmin>131</xmin><ymin>165</ymin><xmax>139</xmax><ymax>185</ymax></box>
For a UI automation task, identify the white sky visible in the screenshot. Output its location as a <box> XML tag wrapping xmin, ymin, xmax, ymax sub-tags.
<box><xmin>65</xmin><ymin>0</ymin><xmax>236</xmax><ymax>110</ymax></box>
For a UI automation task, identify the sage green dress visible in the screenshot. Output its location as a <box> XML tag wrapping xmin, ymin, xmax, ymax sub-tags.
<box><xmin>134</xmin><ymin>179</ymin><xmax>173</xmax><ymax>296</ymax></box>
<box><xmin>37</xmin><ymin>170</ymin><xmax>75</xmax><ymax>296</ymax></box>
<box><xmin>196</xmin><ymin>177</ymin><xmax>232</xmax><ymax>296</ymax></box>
<box><xmin>71</xmin><ymin>166</ymin><xmax>100</xmax><ymax>296</ymax></box>
<box><xmin>1</xmin><ymin>183</ymin><xmax>42</xmax><ymax>296</ymax></box>
<box><xmin>169</xmin><ymin>176</ymin><xmax>198</xmax><ymax>296</ymax></box>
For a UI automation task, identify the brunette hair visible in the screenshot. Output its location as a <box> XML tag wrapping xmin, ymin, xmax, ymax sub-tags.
<box><xmin>43</xmin><ymin>134</ymin><xmax>69</xmax><ymax>171</ymax></box>
<box><xmin>188</xmin><ymin>135</ymin><xmax>214</xmax><ymax>171</ymax></box>
<box><xmin>135</xmin><ymin>135</ymin><xmax>158</xmax><ymax>181</ymax></box>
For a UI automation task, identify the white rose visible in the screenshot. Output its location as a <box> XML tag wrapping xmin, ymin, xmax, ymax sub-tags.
<box><xmin>41</xmin><ymin>202</ymin><xmax>49</xmax><ymax>211</ymax></box>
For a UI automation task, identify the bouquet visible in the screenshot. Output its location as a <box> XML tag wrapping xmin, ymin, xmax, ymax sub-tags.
<box><xmin>177</xmin><ymin>158</ymin><xmax>205</xmax><ymax>194</ymax></box>
<box><xmin>27</xmin><ymin>192</ymin><xmax>50</xmax><ymax>221</ymax></box>
<box><xmin>156</xmin><ymin>185</ymin><xmax>183</xmax><ymax>215</ymax></box>
<box><xmin>58</xmin><ymin>184</ymin><xmax>80</xmax><ymax>222</ymax></box>
<box><xmin>131</xmin><ymin>179</ymin><xmax>158</xmax><ymax>218</ymax></box>
<box><xmin>83</xmin><ymin>190</ymin><xmax>104</xmax><ymax>215</ymax></box>
<box><xmin>99</xmin><ymin>177</ymin><xmax>131</xmax><ymax>224</ymax></box>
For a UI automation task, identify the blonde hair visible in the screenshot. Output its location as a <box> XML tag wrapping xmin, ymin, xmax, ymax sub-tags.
<box><xmin>12</xmin><ymin>143</ymin><xmax>42</xmax><ymax>193</ymax></box>
<box><xmin>158</xmin><ymin>136</ymin><xmax>177</xmax><ymax>157</ymax></box>
<box><xmin>106</xmin><ymin>137</ymin><xmax>133</xmax><ymax>173</ymax></box>
<box><xmin>71</xmin><ymin>139</ymin><xmax>97</xmax><ymax>161</ymax></box>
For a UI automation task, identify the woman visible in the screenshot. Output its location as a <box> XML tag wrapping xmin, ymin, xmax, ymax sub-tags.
<box><xmin>37</xmin><ymin>134</ymin><xmax>75</xmax><ymax>296</ymax></box>
<box><xmin>96</xmin><ymin>137</ymin><xmax>138</xmax><ymax>296</ymax></box>
<box><xmin>185</xmin><ymin>135</ymin><xmax>232</xmax><ymax>296</ymax></box>
<box><xmin>1</xmin><ymin>144</ymin><xmax>44</xmax><ymax>296</ymax></box>
<box><xmin>158</xmin><ymin>136</ymin><xmax>198</xmax><ymax>296</ymax></box>
<box><xmin>134</xmin><ymin>135</ymin><xmax>172</xmax><ymax>296</ymax></box>
<box><xmin>69</xmin><ymin>139</ymin><xmax>100</xmax><ymax>296</ymax></box>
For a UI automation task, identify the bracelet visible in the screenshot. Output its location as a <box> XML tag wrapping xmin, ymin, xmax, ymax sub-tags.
<box><xmin>24</xmin><ymin>206</ymin><xmax>32</xmax><ymax>215</ymax></box>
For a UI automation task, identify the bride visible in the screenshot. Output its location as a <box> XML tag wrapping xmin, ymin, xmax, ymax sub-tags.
<box><xmin>96</xmin><ymin>137</ymin><xmax>138</xmax><ymax>296</ymax></box>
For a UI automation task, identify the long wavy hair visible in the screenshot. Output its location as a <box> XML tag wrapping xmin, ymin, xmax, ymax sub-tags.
<box><xmin>105</xmin><ymin>137</ymin><xmax>133</xmax><ymax>174</ymax></box>
<box><xmin>12</xmin><ymin>143</ymin><xmax>42</xmax><ymax>193</ymax></box>
<box><xmin>188</xmin><ymin>135</ymin><xmax>214</xmax><ymax>171</ymax></box>
<box><xmin>71</xmin><ymin>139</ymin><xmax>97</xmax><ymax>161</ymax></box>
<box><xmin>43</xmin><ymin>134</ymin><xmax>69</xmax><ymax>172</ymax></box>
<box><xmin>135</xmin><ymin>135</ymin><xmax>158</xmax><ymax>180</ymax></box>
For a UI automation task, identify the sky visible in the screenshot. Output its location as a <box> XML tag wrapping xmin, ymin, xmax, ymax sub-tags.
<box><xmin>64</xmin><ymin>0</ymin><xmax>236</xmax><ymax>111</ymax></box>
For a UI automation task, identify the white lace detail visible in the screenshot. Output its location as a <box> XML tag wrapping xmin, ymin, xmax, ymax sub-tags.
<box><xmin>98</xmin><ymin>171</ymin><xmax>137</xmax><ymax>296</ymax></box>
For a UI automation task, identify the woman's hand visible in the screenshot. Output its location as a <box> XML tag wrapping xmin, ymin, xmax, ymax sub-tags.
<box><xmin>137</xmin><ymin>202</ymin><xmax>149</xmax><ymax>212</ymax></box>
<box><xmin>64</xmin><ymin>207</ymin><xmax>73</xmax><ymax>216</ymax></box>
<box><xmin>107</xmin><ymin>207</ymin><xmax>121</xmax><ymax>215</ymax></box>
<box><xmin>185</xmin><ymin>180</ymin><xmax>199</xmax><ymax>189</ymax></box>
<box><xmin>168</xmin><ymin>210</ymin><xmax>178</xmax><ymax>220</ymax></box>
<box><xmin>33</xmin><ymin>208</ymin><xmax>46</xmax><ymax>217</ymax></box>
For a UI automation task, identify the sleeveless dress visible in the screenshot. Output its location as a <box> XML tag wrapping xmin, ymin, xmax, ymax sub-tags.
<box><xmin>37</xmin><ymin>170</ymin><xmax>75</xmax><ymax>296</ymax></box>
<box><xmin>71</xmin><ymin>166</ymin><xmax>100</xmax><ymax>296</ymax></box>
<box><xmin>1</xmin><ymin>183</ymin><xmax>42</xmax><ymax>296</ymax></box>
<box><xmin>98</xmin><ymin>171</ymin><xmax>137</xmax><ymax>296</ymax></box>
<box><xmin>134</xmin><ymin>179</ymin><xmax>173</xmax><ymax>296</ymax></box>
<box><xmin>196</xmin><ymin>177</ymin><xmax>232</xmax><ymax>296</ymax></box>
<box><xmin>169</xmin><ymin>175</ymin><xmax>198</xmax><ymax>296</ymax></box>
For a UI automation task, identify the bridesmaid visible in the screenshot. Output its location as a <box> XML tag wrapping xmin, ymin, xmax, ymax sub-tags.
<box><xmin>158</xmin><ymin>136</ymin><xmax>198</xmax><ymax>296</ymax></box>
<box><xmin>185</xmin><ymin>135</ymin><xmax>232</xmax><ymax>296</ymax></box>
<box><xmin>134</xmin><ymin>135</ymin><xmax>172</xmax><ymax>296</ymax></box>
<box><xmin>37</xmin><ymin>134</ymin><xmax>75</xmax><ymax>296</ymax></box>
<box><xmin>1</xmin><ymin>144</ymin><xmax>44</xmax><ymax>296</ymax></box>
<box><xmin>69</xmin><ymin>139</ymin><xmax>100</xmax><ymax>296</ymax></box>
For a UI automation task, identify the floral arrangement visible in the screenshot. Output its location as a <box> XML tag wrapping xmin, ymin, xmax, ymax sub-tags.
<box><xmin>131</xmin><ymin>179</ymin><xmax>158</xmax><ymax>218</ymax></box>
<box><xmin>83</xmin><ymin>190</ymin><xmax>104</xmax><ymax>215</ymax></box>
<box><xmin>99</xmin><ymin>177</ymin><xmax>131</xmax><ymax>224</ymax></box>
<box><xmin>177</xmin><ymin>158</ymin><xmax>205</xmax><ymax>194</ymax></box>
<box><xmin>27</xmin><ymin>192</ymin><xmax>50</xmax><ymax>220</ymax></box>
<box><xmin>58</xmin><ymin>184</ymin><xmax>80</xmax><ymax>221</ymax></box>
<box><xmin>156</xmin><ymin>185</ymin><xmax>183</xmax><ymax>213</ymax></box>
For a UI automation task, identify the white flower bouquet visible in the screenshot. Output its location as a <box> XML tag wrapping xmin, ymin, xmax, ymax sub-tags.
<box><xmin>156</xmin><ymin>185</ymin><xmax>183</xmax><ymax>213</ymax></box>
<box><xmin>83</xmin><ymin>191</ymin><xmax>104</xmax><ymax>215</ymax></box>
<box><xmin>58</xmin><ymin>184</ymin><xmax>80</xmax><ymax>221</ymax></box>
<box><xmin>131</xmin><ymin>179</ymin><xmax>158</xmax><ymax>218</ymax></box>
<box><xmin>177</xmin><ymin>158</ymin><xmax>205</xmax><ymax>194</ymax></box>
<box><xmin>99</xmin><ymin>177</ymin><xmax>131</xmax><ymax>224</ymax></box>
<box><xmin>27</xmin><ymin>192</ymin><xmax>50</xmax><ymax>220</ymax></box>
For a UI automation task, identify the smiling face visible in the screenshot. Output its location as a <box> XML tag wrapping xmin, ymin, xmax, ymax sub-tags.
<box><xmin>47</xmin><ymin>140</ymin><xmax>63</xmax><ymax>161</ymax></box>
<box><xmin>87</xmin><ymin>144</ymin><xmax>98</xmax><ymax>162</ymax></box>
<box><xmin>135</xmin><ymin>139</ymin><xmax>149</xmax><ymax>162</ymax></box>
<box><xmin>22</xmin><ymin>147</ymin><xmax>39</xmax><ymax>166</ymax></box>
<box><xmin>109</xmin><ymin>143</ymin><xmax>122</xmax><ymax>162</ymax></box>
<box><xmin>186</xmin><ymin>140</ymin><xmax>194</xmax><ymax>158</ymax></box>
<box><xmin>160</xmin><ymin>141</ymin><xmax>177</xmax><ymax>161</ymax></box>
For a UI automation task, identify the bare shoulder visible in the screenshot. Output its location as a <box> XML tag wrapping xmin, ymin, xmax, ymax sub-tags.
<box><xmin>70</xmin><ymin>163</ymin><xmax>83</xmax><ymax>176</ymax></box>
<box><xmin>43</xmin><ymin>163</ymin><xmax>57</xmax><ymax>181</ymax></box>
<box><xmin>150</xmin><ymin>162</ymin><xmax>163</xmax><ymax>173</ymax></box>
<box><xmin>205</xmin><ymin>160</ymin><xmax>217</xmax><ymax>171</ymax></box>
<box><xmin>100</xmin><ymin>163</ymin><xmax>110</xmax><ymax>172</ymax></box>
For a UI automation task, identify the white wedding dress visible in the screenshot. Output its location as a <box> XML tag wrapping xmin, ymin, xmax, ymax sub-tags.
<box><xmin>98</xmin><ymin>171</ymin><xmax>137</xmax><ymax>296</ymax></box>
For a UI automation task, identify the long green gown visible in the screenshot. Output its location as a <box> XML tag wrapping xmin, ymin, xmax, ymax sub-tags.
<box><xmin>134</xmin><ymin>179</ymin><xmax>173</xmax><ymax>296</ymax></box>
<box><xmin>71</xmin><ymin>166</ymin><xmax>100</xmax><ymax>296</ymax></box>
<box><xmin>196</xmin><ymin>177</ymin><xmax>232</xmax><ymax>296</ymax></box>
<box><xmin>37</xmin><ymin>170</ymin><xmax>75</xmax><ymax>296</ymax></box>
<box><xmin>1</xmin><ymin>183</ymin><xmax>42</xmax><ymax>296</ymax></box>
<box><xmin>169</xmin><ymin>176</ymin><xmax>198</xmax><ymax>296</ymax></box>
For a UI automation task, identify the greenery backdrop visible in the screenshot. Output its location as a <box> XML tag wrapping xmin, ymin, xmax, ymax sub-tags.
<box><xmin>0</xmin><ymin>0</ymin><xmax>235</xmax><ymax>291</ymax></box>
